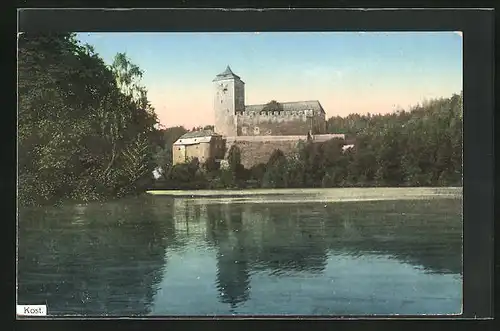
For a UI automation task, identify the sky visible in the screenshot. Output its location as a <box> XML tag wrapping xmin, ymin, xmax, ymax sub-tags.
<box><xmin>76</xmin><ymin>32</ymin><xmax>463</xmax><ymax>128</ymax></box>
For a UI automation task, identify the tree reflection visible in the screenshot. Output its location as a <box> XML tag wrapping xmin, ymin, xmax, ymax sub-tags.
<box><xmin>208</xmin><ymin>204</ymin><xmax>251</xmax><ymax>308</ymax></box>
<box><xmin>18</xmin><ymin>196</ymin><xmax>462</xmax><ymax>315</ymax></box>
<box><xmin>202</xmin><ymin>198</ymin><xmax>461</xmax><ymax>308</ymax></box>
<box><xmin>247</xmin><ymin>205</ymin><xmax>328</xmax><ymax>274</ymax></box>
<box><xmin>205</xmin><ymin>203</ymin><xmax>329</xmax><ymax>308</ymax></box>
<box><xmin>17</xmin><ymin>196</ymin><xmax>173</xmax><ymax>316</ymax></box>
<box><xmin>322</xmin><ymin>199</ymin><xmax>463</xmax><ymax>275</ymax></box>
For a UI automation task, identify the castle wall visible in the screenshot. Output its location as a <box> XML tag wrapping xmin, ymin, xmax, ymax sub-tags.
<box><xmin>235</xmin><ymin>112</ymin><xmax>326</xmax><ymax>136</ymax></box>
<box><xmin>225</xmin><ymin>136</ymin><xmax>306</xmax><ymax>168</ymax></box>
<box><xmin>224</xmin><ymin>134</ymin><xmax>346</xmax><ymax>168</ymax></box>
<box><xmin>211</xmin><ymin>67</ymin><xmax>336</xmax><ymax>168</ymax></box>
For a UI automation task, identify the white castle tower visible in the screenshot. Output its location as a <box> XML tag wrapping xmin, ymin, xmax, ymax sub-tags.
<box><xmin>213</xmin><ymin>66</ymin><xmax>245</xmax><ymax>137</ymax></box>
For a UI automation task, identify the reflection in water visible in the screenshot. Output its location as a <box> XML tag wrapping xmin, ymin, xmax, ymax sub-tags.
<box><xmin>17</xmin><ymin>195</ymin><xmax>462</xmax><ymax>316</ymax></box>
<box><xmin>214</xmin><ymin>206</ymin><xmax>250</xmax><ymax>309</ymax></box>
<box><xmin>322</xmin><ymin>200</ymin><xmax>463</xmax><ymax>275</ymax></box>
<box><xmin>18</xmin><ymin>198</ymin><xmax>173</xmax><ymax>315</ymax></box>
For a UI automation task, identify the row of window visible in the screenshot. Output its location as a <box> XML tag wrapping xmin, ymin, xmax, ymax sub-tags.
<box><xmin>270</xmin><ymin>110</ymin><xmax>313</xmax><ymax>116</ymax></box>
<box><xmin>233</xmin><ymin>110</ymin><xmax>313</xmax><ymax>117</ymax></box>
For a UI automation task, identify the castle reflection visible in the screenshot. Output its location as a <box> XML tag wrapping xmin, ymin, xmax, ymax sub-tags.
<box><xmin>171</xmin><ymin>198</ymin><xmax>461</xmax><ymax>309</ymax></box>
<box><xmin>17</xmin><ymin>196</ymin><xmax>462</xmax><ymax>315</ymax></box>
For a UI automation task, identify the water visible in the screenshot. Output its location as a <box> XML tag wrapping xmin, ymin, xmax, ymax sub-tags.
<box><xmin>17</xmin><ymin>189</ymin><xmax>463</xmax><ymax>316</ymax></box>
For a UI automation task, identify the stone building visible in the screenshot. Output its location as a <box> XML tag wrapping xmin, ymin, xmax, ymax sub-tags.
<box><xmin>172</xmin><ymin>130</ymin><xmax>225</xmax><ymax>165</ymax></box>
<box><xmin>174</xmin><ymin>66</ymin><xmax>346</xmax><ymax>168</ymax></box>
<box><xmin>213</xmin><ymin>66</ymin><xmax>328</xmax><ymax>137</ymax></box>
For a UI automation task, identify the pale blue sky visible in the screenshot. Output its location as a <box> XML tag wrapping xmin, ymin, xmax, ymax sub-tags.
<box><xmin>76</xmin><ymin>32</ymin><xmax>463</xmax><ymax>127</ymax></box>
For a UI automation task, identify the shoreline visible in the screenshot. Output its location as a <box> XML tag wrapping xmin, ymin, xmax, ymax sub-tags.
<box><xmin>146</xmin><ymin>187</ymin><xmax>463</xmax><ymax>198</ymax></box>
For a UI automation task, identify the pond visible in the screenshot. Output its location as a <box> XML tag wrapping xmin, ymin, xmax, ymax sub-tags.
<box><xmin>17</xmin><ymin>188</ymin><xmax>463</xmax><ymax>316</ymax></box>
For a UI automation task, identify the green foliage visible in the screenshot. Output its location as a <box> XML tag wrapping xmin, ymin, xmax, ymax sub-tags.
<box><xmin>262</xmin><ymin>100</ymin><xmax>283</xmax><ymax>112</ymax></box>
<box><xmin>190</xmin><ymin>125</ymin><xmax>215</xmax><ymax>132</ymax></box>
<box><xmin>152</xmin><ymin>146</ymin><xmax>171</xmax><ymax>171</ymax></box>
<box><xmin>21</xmin><ymin>33</ymin><xmax>461</xmax><ymax>202</ymax></box>
<box><xmin>203</xmin><ymin>156</ymin><xmax>220</xmax><ymax>173</ymax></box>
<box><xmin>227</xmin><ymin>145</ymin><xmax>242</xmax><ymax>173</ymax></box>
<box><xmin>262</xmin><ymin>149</ymin><xmax>288</xmax><ymax>188</ymax></box>
<box><xmin>154</xmin><ymin>92</ymin><xmax>462</xmax><ymax>191</ymax></box>
<box><xmin>218</xmin><ymin>169</ymin><xmax>238</xmax><ymax>189</ymax></box>
<box><xmin>203</xmin><ymin>125</ymin><xmax>215</xmax><ymax>131</ymax></box>
<box><xmin>151</xmin><ymin>126</ymin><xmax>189</xmax><ymax>170</ymax></box>
<box><xmin>18</xmin><ymin>33</ymin><xmax>159</xmax><ymax>206</ymax></box>
<box><xmin>248</xmin><ymin>163</ymin><xmax>267</xmax><ymax>187</ymax></box>
<box><xmin>116</xmin><ymin>133</ymin><xmax>154</xmax><ymax>196</ymax></box>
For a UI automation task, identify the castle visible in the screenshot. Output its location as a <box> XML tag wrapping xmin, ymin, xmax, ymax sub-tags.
<box><xmin>173</xmin><ymin>66</ymin><xmax>345</xmax><ymax>168</ymax></box>
<box><xmin>213</xmin><ymin>66</ymin><xmax>328</xmax><ymax>137</ymax></box>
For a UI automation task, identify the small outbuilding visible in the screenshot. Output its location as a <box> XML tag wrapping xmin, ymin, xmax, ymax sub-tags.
<box><xmin>172</xmin><ymin>130</ymin><xmax>226</xmax><ymax>165</ymax></box>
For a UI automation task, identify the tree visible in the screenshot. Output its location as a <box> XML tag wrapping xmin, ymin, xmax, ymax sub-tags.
<box><xmin>249</xmin><ymin>163</ymin><xmax>267</xmax><ymax>186</ymax></box>
<box><xmin>187</xmin><ymin>157</ymin><xmax>201</xmax><ymax>177</ymax></box>
<box><xmin>203</xmin><ymin>125</ymin><xmax>215</xmax><ymax>131</ymax></box>
<box><xmin>262</xmin><ymin>100</ymin><xmax>283</xmax><ymax>112</ymax></box>
<box><xmin>18</xmin><ymin>33</ymin><xmax>107</xmax><ymax>204</ymax></box>
<box><xmin>153</xmin><ymin>90</ymin><xmax>462</xmax><ymax>191</ymax></box>
<box><xmin>18</xmin><ymin>33</ymin><xmax>159</xmax><ymax>205</ymax></box>
<box><xmin>152</xmin><ymin>126</ymin><xmax>188</xmax><ymax>169</ymax></box>
<box><xmin>99</xmin><ymin>53</ymin><xmax>158</xmax><ymax>185</ymax></box>
<box><xmin>203</xmin><ymin>156</ymin><xmax>220</xmax><ymax>173</ymax></box>
<box><xmin>111</xmin><ymin>52</ymin><xmax>148</xmax><ymax>109</ymax></box>
<box><xmin>152</xmin><ymin>146</ymin><xmax>171</xmax><ymax>172</ymax></box>
<box><xmin>284</xmin><ymin>155</ymin><xmax>305</xmax><ymax>188</ymax></box>
<box><xmin>117</xmin><ymin>133</ymin><xmax>154</xmax><ymax>196</ymax></box>
<box><xmin>262</xmin><ymin>149</ymin><xmax>288</xmax><ymax>188</ymax></box>
<box><xmin>344</xmin><ymin>135</ymin><xmax>376</xmax><ymax>186</ymax></box>
<box><xmin>227</xmin><ymin>145</ymin><xmax>242</xmax><ymax>173</ymax></box>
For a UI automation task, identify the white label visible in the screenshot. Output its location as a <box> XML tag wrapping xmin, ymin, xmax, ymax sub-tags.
<box><xmin>17</xmin><ymin>305</ymin><xmax>47</xmax><ymax>316</ymax></box>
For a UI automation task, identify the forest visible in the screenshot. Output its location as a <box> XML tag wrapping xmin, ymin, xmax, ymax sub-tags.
<box><xmin>152</xmin><ymin>93</ymin><xmax>462</xmax><ymax>190</ymax></box>
<box><xmin>18</xmin><ymin>33</ymin><xmax>161</xmax><ymax>206</ymax></box>
<box><xmin>18</xmin><ymin>33</ymin><xmax>463</xmax><ymax>206</ymax></box>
